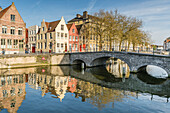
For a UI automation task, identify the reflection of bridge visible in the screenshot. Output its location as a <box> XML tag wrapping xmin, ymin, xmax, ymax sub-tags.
<box><xmin>69</xmin><ymin>51</ymin><xmax>170</xmax><ymax>75</ymax></box>
<box><xmin>61</xmin><ymin>66</ymin><xmax>170</xmax><ymax>98</ymax></box>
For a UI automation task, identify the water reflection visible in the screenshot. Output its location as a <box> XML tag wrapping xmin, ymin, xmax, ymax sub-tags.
<box><xmin>0</xmin><ymin>64</ymin><xmax>169</xmax><ymax>112</ymax></box>
<box><xmin>0</xmin><ymin>75</ymin><xmax>26</xmax><ymax>113</ymax></box>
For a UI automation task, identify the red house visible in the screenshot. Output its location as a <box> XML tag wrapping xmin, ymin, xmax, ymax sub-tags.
<box><xmin>67</xmin><ymin>23</ymin><xmax>79</xmax><ymax>52</ymax></box>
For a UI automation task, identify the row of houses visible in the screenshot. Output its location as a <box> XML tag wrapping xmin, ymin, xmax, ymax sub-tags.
<box><xmin>0</xmin><ymin>2</ymin><xmax>160</xmax><ymax>54</ymax></box>
<box><xmin>0</xmin><ymin>2</ymin><xmax>113</xmax><ymax>54</ymax></box>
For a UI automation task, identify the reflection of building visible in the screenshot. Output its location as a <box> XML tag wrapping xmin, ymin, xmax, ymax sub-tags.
<box><xmin>0</xmin><ymin>75</ymin><xmax>26</xmax><ymax>113</ymax></box>
<box><xmin>68</xmin><ymin>77</ymin><xmax>77</xmax><ymax>93</ymax></box>
<box><xmin>27</xmin><ymin>73</ymin><xmax>69</xmax><ymax>102</ymax></box>
<box><xmin>106</xmin><ymin>59</ymin><xmax>130</xmax><ymax>79</ymax></box>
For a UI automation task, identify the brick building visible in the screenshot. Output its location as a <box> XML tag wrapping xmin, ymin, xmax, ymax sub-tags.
<box><xmin>67</xmin><ymin>23</ymin><xmax>79</xmax><ymax>52</ymax></box>
<box><xmin>0</xmin><ymin>2</ymin><xmax>26</xmax><ymax>54</ymax></box>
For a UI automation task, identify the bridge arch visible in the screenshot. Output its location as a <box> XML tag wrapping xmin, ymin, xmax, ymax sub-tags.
<box><xmin>72</xmin><ymin>59</ymin><xmax>86</xmax><ymax>68</ymax></box>
<box><xmin>136</xmin><ymin>64</ymin><xmax>169</xmax><ymax>76</ymax></box>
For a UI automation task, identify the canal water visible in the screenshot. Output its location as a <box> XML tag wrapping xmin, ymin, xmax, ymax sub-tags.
<box><xmin>0</xmin><ymin>59</ymin><xmax>169</xmax><ymax>113</ymax></box>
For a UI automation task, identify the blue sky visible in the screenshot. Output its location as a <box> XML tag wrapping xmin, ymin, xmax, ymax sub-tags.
<box><xmin>1</xmin><ymin>0</ymin><xmax>170</xmax><ymax>45</ymax></box>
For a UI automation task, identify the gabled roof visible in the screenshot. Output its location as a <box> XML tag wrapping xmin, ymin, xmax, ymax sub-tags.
<box><xmin>0</xmin><ymin>5</ymin><xmax>12</xmax><ymax>18</ymax></box>
<box><xmin>38</xmin><ymin>20</ymin><xmax>61</xmax><ymax>34</ymax></box>
<box><xmin>66</xmin><ymin>24</ymin><xmax>73</xmax><ymax>31</ymax></box>
<box><xmin>76</xmin><ymin>25</ymin><xmax>83</xmax><ymax>34</ymax></box>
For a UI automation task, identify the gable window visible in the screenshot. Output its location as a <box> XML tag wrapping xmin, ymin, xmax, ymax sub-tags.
<box><xmin>2</xmin><ymin>26</ymin><xmax>7</xmax><ymax>34</ymax></box>
<box><xmin>10</xmin><ymin>27</ymin><xmax>15</xmax><ymax>35</ymax></box>
<box><xmin>18</xmin><ymin>28</ymin><xmax>22</xmax><ymax>35</ymax></box>
<box><xmin>72</xmin><ymin>29</ymin><xmax>75</xmax><ymax>33</ymax></box>
<box><xmin>61</xmin><ymin>25</ymin><xmax>64</xmax><ymax>30</ymax></box>
<box><xmin>11</xmin><ymin>15</ymin><xmax>15</xmax><ymax>21</ymax></box>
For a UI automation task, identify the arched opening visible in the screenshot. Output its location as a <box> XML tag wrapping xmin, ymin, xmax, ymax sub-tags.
<box><xmin>106</xmin><ymin>57</ymin><xmax>130</xmax><ymax>80</ymax></box>
<box><xmin>72</xmin><ymin>59</ymin><xmax>86</xmax><ymax>70</ymax></box>
<box><xmin>137</xmin><ymin>65</ymin><xmax>168</xmax><ymax>85</ymax></box>
<box><xmin>91</xmin><ymin>56</ymin><xmax>130</xmax><ymax>81</ymax></box>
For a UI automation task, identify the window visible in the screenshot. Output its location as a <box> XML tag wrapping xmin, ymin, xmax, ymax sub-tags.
<box><xmin>75</xmin><ymin>44</ymin><xmax>78</xmax><ymax>51</ymax></box>
<box><xmin>72</xmin><ymin>44</ymin><xmax>74</xmax><ymax>50</ymax></box>
<box><xmin>61</xmin><ymin>43</ymin><xmax>63</xmax><ymax>48</ymax></box>
<box><xmin>11</xmin><ymin>15</ymin><xmax>15</xmax><ymax>21</ymax></box>
<box><xmin>50</xmin><ymin>42</ymin><xmax>52</xmax><ymax>49</ymax></box>
<box><xmin>72</xmin><ymin>29</ymin><xmax>75</xmax><ymax>33</ymax></box>
<box><xmin>38</xmin><ymin>35</ymin><xmax>40</xmax><ymax>40</ymax></box>
<box><xmin>76</xmin><ymin>36</ymin><xmax>78</xmax><ymax>41</ymax></box>
<box><xmin>1</xmin><ymin>39</ymin><xmax>6</xmax><ymax>48</ymax></box>
<box><xmin>7</xmin><ymin>39</ymin><xmax>12</xmax><ymax>48</ymax></box>
<box><xmin>38</xmin><ymin>42</ymin><xmax>40</xmax><ymax>49</ymax></box>
<box><xmin>43</xmin><ymin>27</ymin><xmax>44</xmax><ymax>31</ymax></box>
<box><xmin>57</xmin><ymin>43</ymin><xmax>60</xmax><ymax>48</ymax></box>
<box><xmin>41</xmin><ymin>34</ymin><xmax>43</xmax><ymax>39</ymax></box>
<box><xmin>18</xmin><ymin>28</ymin><xmax>22</xmax><ymax>35</ymax></box>
<box><xmin>34</xmin><ymin>30</ymin><xmax>36</xmax><ymax>34</ymax></box>
<box><xmin>69</xmin><ymin>36</ymin><xmax>72</xmax><ymax>41</ymax></box>
<box><xmin>41</xmin><ymin>43</ymin><xmax>42</xmax><ymax>49</ymax></box>
<box><xmin>50</xmin><ymin>33</ymin><xmax>52</xmax><ymax>39</ymax></box>
<box><xmin>2</xmin><ymin>26</ymin><xmax>7</xmax><ymax>34</ymax></box>
<box><xmin>61</xmin><ymin>25</ymin><xmax>64</xmax><ymax>30</ymax></box>
<box><xmin>73</xmin><ymin>36</ymin><xmax>75</xmax><ymax>41</ymax></box>
<box><xmin>57</xmin><ymin>32</ymin><xmax>60</xmax><ymax>37</ymax></box>
<box><xmin>44</xmin><ymin>42</ymin><xmax>46</xmax><ymax>49</ymax></box>
<box><xmin>45</xmin><ymin>33</ymin><xmax>47</xmax><ymax>39</ymax></box>
<box><xmin>14</xmin><ymin>39</ymin><xmax>18</xmax><ymax>48</ymax></box>
<box><xmin>61</xmin><ymin>33</ymin><xmax>64</xmax><ymax>38</ymax></box>
<box><xmin>10</xmin><ymin>27</ymin><xmax>15</xmax><ymax>35</ymax></box>
<box><xmin>69</xmin><ymin>44</ymin><xmax>72</xmax><ymax>51</ymax></box>
<box><xmin>65</xmin><ymin>33</ymin><xmax>67</xmax><ymax>39</ymax></box>
<box><xmin>34</xmin><ymin>36</ymin><xmax>36</xmax><ymax>41</ymax></box>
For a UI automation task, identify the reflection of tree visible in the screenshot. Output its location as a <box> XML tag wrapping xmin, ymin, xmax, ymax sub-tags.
<box><xmin>74</xmin><ymin>80</ymin><xmax>136</xmax><ymax>110</ymax></box>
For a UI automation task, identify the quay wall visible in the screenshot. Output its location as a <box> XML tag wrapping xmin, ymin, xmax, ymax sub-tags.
<box><xmin>0</xmin><ymin>53</ymin><xmax>70</xmax><ymax>69</ymax></box>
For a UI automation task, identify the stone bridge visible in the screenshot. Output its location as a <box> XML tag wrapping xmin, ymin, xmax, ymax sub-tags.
<box><xmin>69</xmin><ymin>51</ymin><xmax>170</xmax><ymax>75</ymax></box>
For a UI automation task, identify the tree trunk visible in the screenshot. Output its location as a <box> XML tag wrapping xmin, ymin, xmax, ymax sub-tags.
<box><xmin>119</xmin><ymin>41</ymin><xmax>122</xmax><ymax>51</ymax></box>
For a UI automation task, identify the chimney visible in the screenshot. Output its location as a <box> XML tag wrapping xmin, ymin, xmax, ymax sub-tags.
<box><xmin>12</xmin><ymin>2</ymin><xmax>14</xmax><ymax>6</ymax></box>
<box><xmin>0</xmin><ymin>6</ymin><xmax>2</xmax><ymax>12</ymax></box>
<box><xmin>76</xmin><ymin>14</ymin><xmax>81</xmax><ymax>18</ymax></box>
<box><xmin>83</xmin><ymin>11</ymin><xmax>88</xmax><ymax>19</ymax></box>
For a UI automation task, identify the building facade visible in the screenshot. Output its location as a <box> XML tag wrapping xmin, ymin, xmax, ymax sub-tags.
<box><xmin>67</xmin><ymin>23</ymin><xmax>79</xmax><ymax>52</ymax></box>
<box><xmin>0</xmin><ymin>2</ymin><xmax>26</xmax><ymax>54</ymax></box>
<box><xmin>164</xmin><ymin>37</ymin><xmax>170</xmax><ymax>51</ymax></box>
<box><xmin>28</xmin><ymin>25</ymin><xmax>39</xmax><ymax>53</ymax></box>
<box><xmin>68</xmin><ymin>11</ymin><xmax>110</xmax><ymax>52</ymax></box>
<box><xmin>36</xmin><ymin>17</ymin><xmax>68</xmax><ymax>53</ymax></box>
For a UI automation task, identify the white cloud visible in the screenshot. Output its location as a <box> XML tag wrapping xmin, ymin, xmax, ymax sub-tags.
<box><xmin>87</xmin><ymin>0</ymin><xmax>97</xmax><ymax>12</ymax></box>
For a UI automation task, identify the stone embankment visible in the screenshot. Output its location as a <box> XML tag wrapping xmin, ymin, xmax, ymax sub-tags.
<box><xmin>0</xmin><ymin>53</ymin><xmax>70</xmax><ymax>69</ymax></box>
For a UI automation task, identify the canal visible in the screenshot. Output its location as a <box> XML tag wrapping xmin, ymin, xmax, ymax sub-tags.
<box><xmin>0</xmin><ymin>59</ymin><xmax>169</xmax><ymax>113</ymax></box>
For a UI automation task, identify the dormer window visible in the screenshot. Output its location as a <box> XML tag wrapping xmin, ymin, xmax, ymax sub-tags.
<box><xmin>11</xmin><ymin>15</ymin><xmax>15</xmax><ymax>21</ymax></box>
